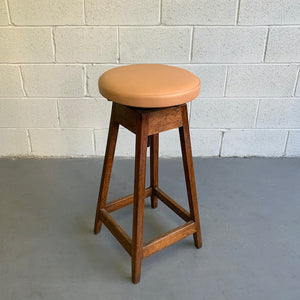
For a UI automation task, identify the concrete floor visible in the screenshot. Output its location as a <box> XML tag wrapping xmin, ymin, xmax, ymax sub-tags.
<box><xmin>0</xmin><ymin>157</ymin><xmax>300</xmax><ymax>300</ymax></box>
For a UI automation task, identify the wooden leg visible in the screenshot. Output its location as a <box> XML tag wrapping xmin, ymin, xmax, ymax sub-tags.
<box><xmin>150</xmin><ymin>134</ymin><xmax>159</xmax><ymax>208</ymax></box>
<box><xmin>132</xmin><ymin>115</ymin><xmax>148</xmax><ymax>284</ymax></box>
<box><xmin>179</xmin><ymin>105</ymin><xmax>202</xmax><ymax>249</ymax></box>
<box><xmin>94</xmin><ymin>107</ymin><xmax>119</xmax><ymax>234</ymax></box>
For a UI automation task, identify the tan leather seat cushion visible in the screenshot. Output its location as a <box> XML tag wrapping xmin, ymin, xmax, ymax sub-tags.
<box><xmin>98</xmin><ymin>64</ymin><xmax>201</xmax><ymax>108</ymax></box>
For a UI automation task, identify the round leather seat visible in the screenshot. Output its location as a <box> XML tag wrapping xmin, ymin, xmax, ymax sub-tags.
<box><xmin>98</xmin><ymin>64</ymin><xmax>201</xmax><ymax>108</ymax></box>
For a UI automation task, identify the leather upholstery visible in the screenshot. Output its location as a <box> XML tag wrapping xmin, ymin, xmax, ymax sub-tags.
<box><xmin>98</xmin><ymin>64</ymin><xmax>201</xmax><ymax>108</ymax></box>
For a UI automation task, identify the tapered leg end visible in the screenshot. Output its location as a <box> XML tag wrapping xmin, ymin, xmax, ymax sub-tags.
<box><xmin>132</xmin><ymin>257</ymin><xmax>142</xmax><ymax>284</ymax></box>
<box><xmin>94</xmin><ymin>220</ymin><xmax>102</xmax><ymax>235</ymax></box>
<box><xmin>193</xmin><ymin>232</ymin><xmax>202</xmax><ymax>249</ymax></box>
<box><xmin>132</xmin><ymin>271</ymin><xmax>141</xmax><ymax>284</ymax></box>
<box><xmin>132</xmin><ymin>276</ymin><xmax>141</xmax><ymax>284</ymax></box>
<box><xmin>151</xmin><ymin>196</ymin><xmax>158</xmax><ymax>209</ymax></box>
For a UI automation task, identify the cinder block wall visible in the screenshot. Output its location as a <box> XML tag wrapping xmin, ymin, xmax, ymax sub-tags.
<box><xmin>0</xmin><ymin>0</ymin><xmax>299</xmax><ymax>157</ymax></box>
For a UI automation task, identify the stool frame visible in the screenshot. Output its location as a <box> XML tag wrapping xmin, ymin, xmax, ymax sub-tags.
<box><xmin>94</xmin><ymin>102</ymin><xmax>202</xmax><ymax>284</ymax></box>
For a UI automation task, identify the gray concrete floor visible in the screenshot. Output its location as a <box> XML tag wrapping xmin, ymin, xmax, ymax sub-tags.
<box><xmin>0</xmin><ymin>157</ymin><xmax>300</xmax><ymax>300</ymax></box>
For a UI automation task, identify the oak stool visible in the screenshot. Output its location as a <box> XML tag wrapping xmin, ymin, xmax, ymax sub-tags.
<box><xmin>94</xmin><ymin>64</ymin><xmax>202</xmax><ymax>284</ymax></box>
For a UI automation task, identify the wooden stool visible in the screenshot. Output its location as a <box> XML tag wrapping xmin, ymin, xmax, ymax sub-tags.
<box><xmin>94</xmin><ymin>64</ymin><xmax>202</xmax><ymax>284</ymax></box>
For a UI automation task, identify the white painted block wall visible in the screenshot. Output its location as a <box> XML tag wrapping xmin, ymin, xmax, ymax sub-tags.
<box><xmin>0</xmin><ymin>0</ymin><xmax>299</xmax><ymax>157</ymax></box>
